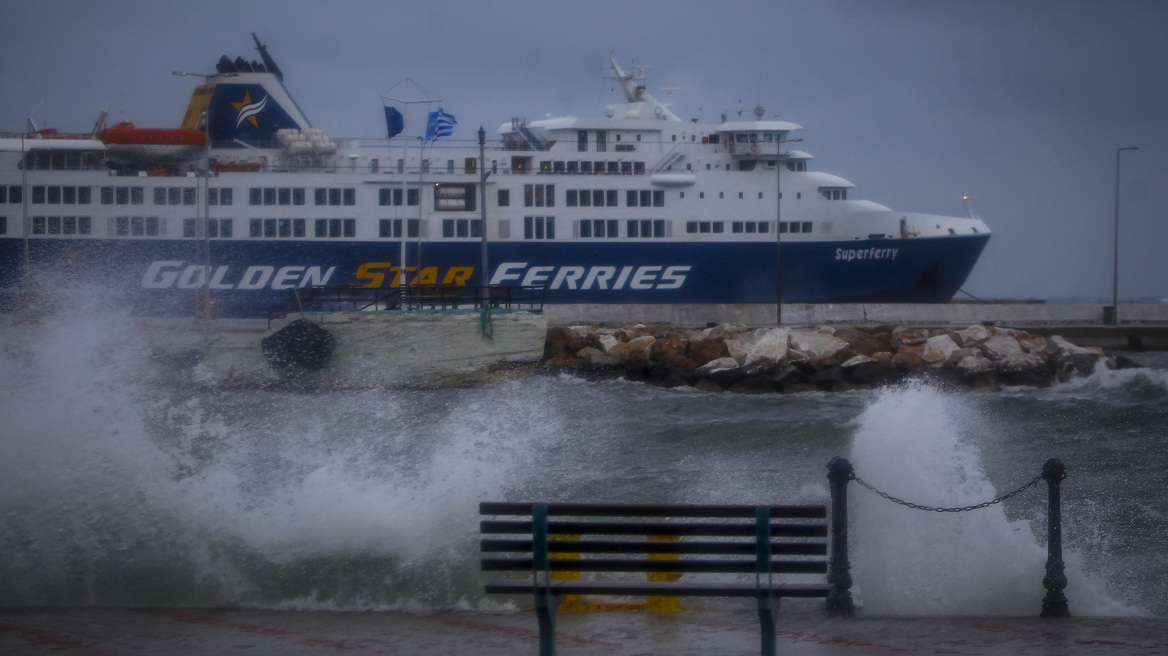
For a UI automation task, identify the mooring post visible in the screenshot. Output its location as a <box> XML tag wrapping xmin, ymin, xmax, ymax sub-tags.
<box><xmin>826</xmin><ymin>457</ymin><xmax>856</xmax><ymax>617</ymax></box>
<box><xmin>1040</xmin><ymin>458</ymin><xmax>1071</xmax><ymax>618</ymax></box>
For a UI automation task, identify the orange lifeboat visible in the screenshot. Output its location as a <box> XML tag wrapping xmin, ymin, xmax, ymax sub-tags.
<box><xmin>101</xmin><ymin>122</ymin><xmax>205</xmax><ymax>164</ymax></box>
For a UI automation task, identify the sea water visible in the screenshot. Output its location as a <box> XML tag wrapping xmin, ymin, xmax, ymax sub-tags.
<box><xmin>0</xmin><ymin>301</ymin><xmax>1165</xmax><ymax>616</ymax></box>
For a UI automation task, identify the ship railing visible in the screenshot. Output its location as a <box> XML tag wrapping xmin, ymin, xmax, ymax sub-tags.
<box><xmin>266</xmin><ymin>284</ymin><xmax>545</xmax><ymax>327</ymax></box>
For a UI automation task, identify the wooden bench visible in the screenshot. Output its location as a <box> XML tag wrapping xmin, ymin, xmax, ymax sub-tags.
<box><xmin>480</xmin><ymin>499</ymin><xmax>854</xmax><ymax>656</ymax></box>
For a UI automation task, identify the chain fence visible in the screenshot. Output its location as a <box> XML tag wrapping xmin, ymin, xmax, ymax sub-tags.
<box><xmin>851</xmin><ymin>471</ymin><xmax>1046</xmax><ymax>513</ymax></box>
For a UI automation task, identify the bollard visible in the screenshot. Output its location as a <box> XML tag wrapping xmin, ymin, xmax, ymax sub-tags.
<box><xmin>1040</xmin><ymin>458</ymin><xmax>1070</xmax><ymax>617</ymax></box>
<box><xmin>826</xmin><ymin>457</ymin><xmax>856</xmax><ymax>617</ymax></box>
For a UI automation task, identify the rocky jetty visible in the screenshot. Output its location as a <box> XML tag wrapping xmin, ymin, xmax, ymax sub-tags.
<box><xmin>543</xmin><ymin>323</ymin><xmax>1120</xmax><ymax>393</ymax></box>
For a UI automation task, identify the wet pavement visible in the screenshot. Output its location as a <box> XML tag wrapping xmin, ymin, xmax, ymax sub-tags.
<box><xmin>1</xmin><ymin>606</ymin><xmax>1165</xmax><ymax>655</ymax></box>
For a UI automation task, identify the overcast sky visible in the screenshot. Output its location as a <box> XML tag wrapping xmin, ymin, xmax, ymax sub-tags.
<box><xmin>2</xmin><ymin>0</ymin><xmax>1164</xmax><ymax>301</ymax></box>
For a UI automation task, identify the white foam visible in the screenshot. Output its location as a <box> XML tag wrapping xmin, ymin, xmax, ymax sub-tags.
<box><xmin>848</xmin><ymin>381</ymin><xmax>1141</xmax><ymax>616</ymax></box>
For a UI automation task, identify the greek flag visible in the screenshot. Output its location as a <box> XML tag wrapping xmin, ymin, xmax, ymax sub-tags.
<box><xmin>425</xmin><ymin>108</ymin><xmax>457</xmax><ymax>143</ymax></box>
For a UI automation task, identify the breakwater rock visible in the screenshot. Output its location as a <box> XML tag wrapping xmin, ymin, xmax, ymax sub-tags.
<box><xmin>544</xmin><ymin>323</ymin><xmax>1120</xmax><ymax>393</ymax></box>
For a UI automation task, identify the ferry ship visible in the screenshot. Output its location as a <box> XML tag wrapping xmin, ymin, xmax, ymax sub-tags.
<box><xmin>0</xmin><ymin>36</ymin><xmax>989</xmax><ymax>318</ymax></box>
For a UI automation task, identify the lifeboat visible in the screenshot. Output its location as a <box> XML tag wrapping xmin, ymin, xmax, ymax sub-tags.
<box><xmin>100</xmin><ymin>122</ymin><xmax>205</xmax><ymax>164</ymax></box>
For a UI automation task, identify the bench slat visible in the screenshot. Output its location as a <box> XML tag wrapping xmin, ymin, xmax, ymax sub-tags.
<box><xmin>484</xmin><ymin>580</ymin><xmax>833</xmax><ymax>598</ymax></box>
<box><xmin>480</xmin><ymin>538</ymin><xmax>827</xmax><ymax>556</ymax></box>
<box><xmin>480</xmin><ymin>502</ymin><xmax>826</xmax><ymax>519</ymax></box>
<box><xmin>481</xmin><ymin>557</ymin><xmax>827</xmax><ymax>574</ymax></box>
<box><xmin>480</xmin><ymin>519</ymin><xmax>827</xmax><ymax>538</ymax></box>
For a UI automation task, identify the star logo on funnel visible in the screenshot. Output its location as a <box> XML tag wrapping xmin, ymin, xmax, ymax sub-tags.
<box><xmin>232</xmin><ymin>92</ymin><xmax>268</xmax><ymax>129</ymax></box>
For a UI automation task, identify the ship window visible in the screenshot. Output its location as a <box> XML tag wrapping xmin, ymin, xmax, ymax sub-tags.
<box><xmin>745</xmin><ymin>222</ymin><xmax>756</xmax><ymax>234</ymax></box>
<box><xmin>183</xmin><ymin>188</ymin><xmax>196</xmax><ymax>205</ymax></box>
<box><xmin>48</xmin><ymin>187</ymin><xmax>61</xmax><ymax>204</ymax></box>
<box><xmin>566</xmin><ymin>190</ymin><xmax>577</xmax><ymax>207</ymax></box>
<box><xmin>578</xmin><ymin>130</ymin><xmax>588</xmax><ymax>152</ymax></box>
<box><xmin>169</xmin><ymin>188</ymin><xmax>182</xmax><ymax>205</ymax></box>
<box><xmin>114</xmin><ymin>187</ymin><xmax>128</xmax><ymax>205</ymax></box>
<box><xmin>379</xmin><ymin>218</ymin><xmax>401</xmax><ymax>239</ymax></box>
<box><xmin>62</xmin><ymin>216</ymin><xmax>75</xmax><ymax>234</ymax></box>
<box><xmin>278</xmin><ymin>218</ymin><xmax>291</xmax><ymax>238</ymax></box>
<box><xmin>801</xmin><ymin>222</ymin><xmax>812</xmax><ymax>233</ymax></box>
<box><xmin>0</xmin><ymin>216</ymin><xmax>6</xmax><ymax>234</ymax></box>
<box><xmin>465</xmin><ymin>158</ymin><xmax>476</xmax><ymax>174</ymax></box>
<box><xmin>579</xmin><ymin>190</ymin><xmax>591</xmax><ymax>207</ymax></box>
<box><xmin>145</xmin><ymin>217</ymin><xmax>159</xmax><ymax>237</ymax></box>
<box><xmin>759</xmin><ymin>222</ymin><xmax>769</xmax><ymax>234</ymax></box>
<box><xmin>566</xmin><ymin>161</ymin><xmax>579</xmax><ymax>173</ymax></box>
<box><xmin>32</xmin><ymin>186</ymin><xmax>45</xmax><ymax>204</ymax></box>
<box><xmin>524</xmin><ymin>216</ymin><xmax>555</xmax><ymax>240</ymax></box>
<box><xmin>407</xmin><ymin>219</ymin><xmax>420</xmax><ymax>238</ymax></box>
<box><xmin>329</xmin><ymin>188</ymin><xmax>341</xmax><ymax>206</ymax></box>
<box><xmin>154</xmin><ymin>188</ymin><xmax>167</xmax><ymax>205</ymax></box>
<box><xmin>128</xmin><ymin>216</ymin><xmax>144</xmax><ymax>236</ymax></box>
<box><xmin>591</xmin><ymin>190</ymin><xmax>603</xmax><ymax>207</ymax></box>
<box><xmin>596</xmin><ymin>130</ymin><xmax>606</xmax><ymax>152</ymax></box>
<box><xmin>131</xmin><ymin>187</ymin><xmax>144</xmax><ymax>205</ymax></box>
<box><xmin>498</xmin><ymin>189</ymin><xmax>510</xmax><ymax>206</ymax></box>
<box><xmin>554</xmin><ymin>161</ymin><xmax>565</xmax><ymax>174</ymax></box>
<box><xmin>371</xmin><ymin>158</ymin><xmax>379</xmax><ymax>173</ymax></box>
<box><xmin>699</xmin><ymin>192</ymin><xmax>705</xmax><ymax>199</ymax></box>
<box><xmin>407</xmin><ymin>189</ymin><xmax>418</xmax><ymax>206</ymax></box>
<box><xmin>78</xmin><ymin>216</ymin><xmax>91</xmax><ymax>234</ymax></box>
<box><xmin>653</xmin><ymin>190</ymin><xmax>664</xmax><ymax>207</ymax></box>
<box><xmin>398</xmin><ymin>159</ymin><xmax>405</xmax><ymax>173</ymax></box>
<box><xmin>263</xmin><ymin>218</ymin><xmax>276</xmax><ymax>238</ymax></box>
<box><xmin>254</xmin><ymin>188</ymin><xmax>266</xmax><ymax>205</ymax></box>
<box><xmin>634</xmin><ymin>162</ymin><xmax>645</xmax><ymax>175</ymax></box>
<box><xmin>638</xmin><ymin>190</ymin><xmax>650</xmax><ymax>207</ymax></box>
<box><xmin>9</xmin><ymin>186</ymin><xmax>22</xmax><ymax>204</ymax></box>
<box><xmin>263</xmin><ymin>188</ymin><xmax>276</xmax><ymax>205</ymax></box>
<box><xmin>580</xmin><ymin>161</ymin><xmax>592</xmax><ymax>174</ymax></box>
<box><xmin>379</xmin><ymin>189</ymin><xmax>390</xmax><ymax>206</ymax></box>
<box><xmin>447</xmin><ymin>159</ymin><xmax>455</xmax><ymax>174</ymax></box>
<box><xmin>47</xmin><ymin>216</ymin><xmax>60</xmax><ymax>235</ymax></box>
<box><xmin>278</xmin><ymin>188</ymin><xmax>291</xmax><ymax>205</ymax></box>
<box><xmin>32</xmin><ymin>216</ymin><xmax>47</xmax><ymax>234</ymax></box>
<box><xmin>540</xmin><ymin>161</ymin><xmax>551</xmax><ymax>174</ymax></box>
<box><xmin>421</xmin><ymin>159</ymin><xmax>429</xmax><ymax>174</ymax></box>
<box><xmin>821</xmin><ymin>188</ymin><xmax>847</xmax><ymax>201</ymax></box>
<box><xmin>185</xmin><ymin>218</ymin><xmax>197</xmax><ymax>238</ymax></box>
<box><xmin>621</xmin><ymin>161</ymin><xmax>632</xmax><ymax>175</ymax></box>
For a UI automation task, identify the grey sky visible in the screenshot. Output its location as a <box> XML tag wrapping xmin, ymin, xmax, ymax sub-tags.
<box><xmin>2</xmin><ymin>0</ymin><xmax>1164</xmax><ymax>301</ymax></box>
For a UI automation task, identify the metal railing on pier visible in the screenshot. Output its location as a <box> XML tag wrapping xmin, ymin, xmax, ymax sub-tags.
<box><xmin>266</xmin><ymin>284</ymin><xmax>545</xmax><ymax>328</ymax></box>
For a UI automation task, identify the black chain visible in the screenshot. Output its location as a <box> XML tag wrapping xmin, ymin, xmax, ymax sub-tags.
<box><xmin>851</xmin><ymin>472</ymin><xmax>1045</xmax><ymax>513</ymax></box>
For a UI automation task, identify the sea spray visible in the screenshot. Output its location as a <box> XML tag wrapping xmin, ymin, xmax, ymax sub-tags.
<box><xmin>848</xmin><ymin>381</ymin><xmax>1138</xmax><ymax>615</ymax></box>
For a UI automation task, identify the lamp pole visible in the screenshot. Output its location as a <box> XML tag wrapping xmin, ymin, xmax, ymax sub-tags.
<box><xmin>1111</xmin><ymin>146</ymin><xmax>1138</xmax><ymax>325</ymax></box>
<box><xmin>478</xmin><ymin>126</ymin><xmax>490</xmax><ymax>291</ymax></box>
<box><xmin>172</xmin><ymin>70</ymin><xmax>219</xmax><ymax>321</ymax></box>
<box><xmin>776</xmin><ymin>137</ymin><xmax>802</xmax><ymax>325</ymax></box>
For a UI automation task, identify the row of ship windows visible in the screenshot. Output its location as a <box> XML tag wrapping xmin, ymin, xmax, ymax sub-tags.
<box><xmin>3</xmin><ymin>216</ymin><xmax>815</xmax><ymax>239</ymax></box>
<box><xmin>539</xmin><ymin>160</ymin><xmax>647</xmax><ymax>174</ymax></box>
<box><xmin>685</xmin><ymin>221</ymin><xmax>815</xmax><ymax>234</ymax></box>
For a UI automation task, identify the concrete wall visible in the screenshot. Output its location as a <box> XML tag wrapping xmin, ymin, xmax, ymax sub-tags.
<box><xmin>144</xmin><ymin>311</ymin><xmax>547</xmax><ymax>388</ymax></box>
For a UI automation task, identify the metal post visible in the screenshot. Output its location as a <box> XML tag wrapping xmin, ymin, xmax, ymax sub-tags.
<box><xmin>1040</xmin><ymin>458</ymin><xmax>1070</xmax><ymax>617</ymax></box>
<box><xmin>775</xmin><ymin>148</ymin><xmax>782</xmax><ymax>326</ymax></box>
<box><xmin>1110</xmin><ymin>147</ymin><xmax>1138</xmax><ymax>325</ymax></box>
<box><xmin>826</xmin><ymin>457</ymin><xmax>855</xmax><ymax>617</ymax></box>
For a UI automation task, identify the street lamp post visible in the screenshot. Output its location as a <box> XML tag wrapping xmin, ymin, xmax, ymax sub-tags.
<box><xmin>776</xmin><ymin>137</ymin><xmax>802</xmax><ymax>325</ymax></box>
<box><xmin>1110</xmin><ymin>146</ymin><xmax>1138</xmax><ymax>325</ymax></box>
<box><xmin>172</xmin><ymin>70</ymin><xmax>222</xmax><ymax>321</ymax></box>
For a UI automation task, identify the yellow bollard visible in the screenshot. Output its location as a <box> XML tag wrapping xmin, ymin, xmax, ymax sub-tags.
<box><xmin>645</xmin><ymin>534</ymin><xmax>682</xmax><ymax>612</ymax></box>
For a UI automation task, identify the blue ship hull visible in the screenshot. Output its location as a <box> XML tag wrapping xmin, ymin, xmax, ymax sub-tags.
<box><xmin>0</xmin><ymin>235</ymin><xmax>989</xmax><ymax>317</ymax></box>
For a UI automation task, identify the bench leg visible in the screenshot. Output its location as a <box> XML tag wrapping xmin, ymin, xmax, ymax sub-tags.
<box><xmin>535</xmin><ymin>589</ymin><xmax>560</xmax><ymax>656</ymax></box>
<box><xmin>757</xmin><ymin>594</ymin><xmax>780</xmax><ymax>656</ymax></box>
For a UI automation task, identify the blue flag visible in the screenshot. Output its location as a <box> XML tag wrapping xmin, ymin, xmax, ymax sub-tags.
<box><xmin>384</xmin><ymin>106</ymin><xmax>404</xmax><ymax>139</ymax></box>
<box><xmin>425</xmin><ymin>108</ymin><xmax>457</xmax><ymax>143</ymax></box>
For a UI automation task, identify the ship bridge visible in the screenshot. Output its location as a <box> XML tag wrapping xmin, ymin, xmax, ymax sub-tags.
<box><xmin>715</xmin><ymin>120</ymin><xmax>802</xmax><ymax>157</ymax></box>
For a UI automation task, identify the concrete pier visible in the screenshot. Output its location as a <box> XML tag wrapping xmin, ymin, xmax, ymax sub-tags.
<box><xmin>1</xmin><ymin>607</ymin><xmax>1164</xmax><ymax>655</ymax></box>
